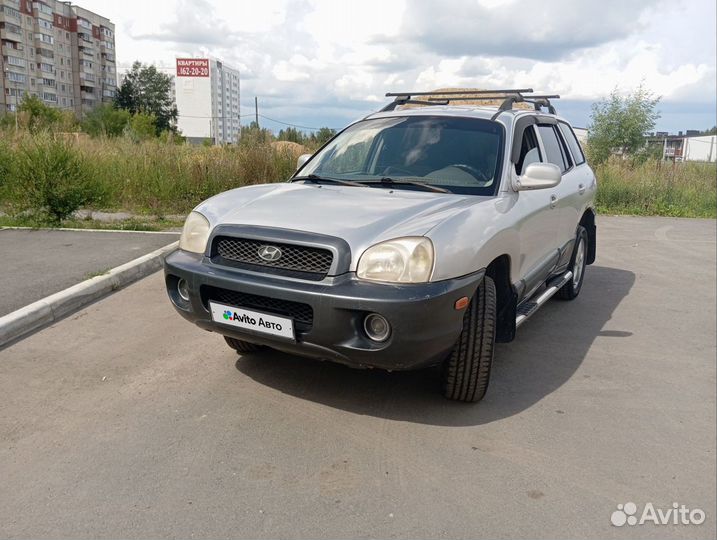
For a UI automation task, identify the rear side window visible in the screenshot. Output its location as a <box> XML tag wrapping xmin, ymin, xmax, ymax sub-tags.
<box><xmin>538</xmin><ymin>125</ymin><xmax>568</xmax><ymax>173</ymax></box>
<box><xmin>515</xmin><ymin>126</ymin><xmax>542</xmax><ymax>175</ymax></box>
<box><xmin>558</xmin><ymin>122</ymin><xmax>586</xmax><ymax>165</ymax></box>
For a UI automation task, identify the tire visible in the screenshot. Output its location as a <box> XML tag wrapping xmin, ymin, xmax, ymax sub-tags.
<box><xmin>557</xmin><ymin>226</ymin><xmax>588</xmax><ymax>301</ymax></box>
<box><xmin>224</xmin><ymin>336</ymin><xmax>266</xmax><ymax>354</ymax></box>
<box><xmin>442</xmin><ymin>275</ymin><xmax>497</xmax><ymax>403</ymax></box>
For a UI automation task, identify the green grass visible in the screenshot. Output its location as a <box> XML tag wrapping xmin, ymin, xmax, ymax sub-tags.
<box><xmin>83</xmin><ymin>268</ymin><xmax>111</xmax><ymax>280</ymax></box>
<box><xmin>595</xmin><ymin>158</ymin><xmax>716</xmax><ymax>218</ymax></box>
<box><xmin>0</xmin><ymin>130</ymin><xmax>299</xmax><ymax>222</ymax></box>
<box><xmin>0</xmin><ymin>215</ymin><xmax>184</xmax><ymax>231</ymax></box>
<box><xmin>1</xmin><ymin>130</ymin><xmax>715</xmax><ymax>224</ymax></box>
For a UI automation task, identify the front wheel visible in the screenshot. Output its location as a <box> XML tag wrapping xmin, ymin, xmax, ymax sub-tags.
<box><xmin>442</xmin><ymin>275</ymin><xmax>497</xmax><ymax>403</ymax></box>
<box><xmin>557</xmin><ymin>226</ymin><xmax>588</xmax><ymax>301</ymax></box>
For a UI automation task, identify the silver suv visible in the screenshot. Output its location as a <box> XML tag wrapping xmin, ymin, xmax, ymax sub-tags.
<box><xmin>164</xmin><ymin>89</ymin><xmax>597</xmax><ymax>403</ymax></box>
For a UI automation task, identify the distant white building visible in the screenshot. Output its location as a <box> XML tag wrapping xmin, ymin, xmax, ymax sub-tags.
<box><xmin>683</xmin><ymin>135</ymin><xmax>717</xmax><ymax>162</ymax></box>
<box><xmin>572</xmin><ymin>127</ymin><xmax>588</xmax><ymax>145</ymax></box>
<box><xmin>174</xmin><ymin>58</ymin><xmax>240</xmax><ymax>144</ymax></box>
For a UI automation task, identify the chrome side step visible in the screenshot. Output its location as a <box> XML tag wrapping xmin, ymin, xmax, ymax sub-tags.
<box><xmin>515</xmin><ymin>271</ymin><xmax>573</xmax><ymax>328</ymax></box>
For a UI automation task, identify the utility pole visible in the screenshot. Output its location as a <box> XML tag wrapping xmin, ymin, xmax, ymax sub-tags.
<box><xmin>254</xmin><ymin>96</ymin><xmax>259</xmax><ymax>128</ymax></box>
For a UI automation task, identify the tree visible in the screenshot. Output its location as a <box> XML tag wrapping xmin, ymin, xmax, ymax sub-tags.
<box><xmin>587</xmin><ymin>84</ymin><xmax>661</xmax><ymax>164</ymax></box>
<box><xmin>239</xmin><ymin>121</ymin><xmax>273</xmax><ymax>145</ymax></box>
<box><xmin>17</xmin><ymin>94</ymin><xmax>68</xmax><ymax>133</ymax></box>
<box><xmin>277</xmin><ymin>127</ymin><xmax>304</xmax><ymax>144</ymax></box>
<box><xmin>115</xmin><ymin>61</ymin><xmax>177</xmax><ymax>134</ymax></box>
<box><xmin>81</xmin><ymin>104</ymin><xmax>131</xmax><ymax>137</ymax></box>
<box><xmin>311</xmin><ymin>127</ymin><xmax>336</xmax><ymax>146</ymax></box>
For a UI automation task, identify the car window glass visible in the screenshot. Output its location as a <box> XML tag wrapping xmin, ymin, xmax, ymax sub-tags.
<box><xmin>556</xmin><ymin>127</ymin><xmax>573</xmax><ymax>170</ymax></box>
<box><xmin>538</xmin><ymin>125</ymin><xmax>567</xmax><ymax>173</ymax></box>
<box><xmin>302</xmin><ymin>116</ymin><xmax>505</xmax><ymax>195</ymax></box>
<box><xmin>558</xmin><ymin>123</ymin><xmax>586</xmax><ymax>165</ymax></box>
<box><xmin>515</xmin><ymin>126</ymin><xmax>541</xmax><ymax>175</ymax></box>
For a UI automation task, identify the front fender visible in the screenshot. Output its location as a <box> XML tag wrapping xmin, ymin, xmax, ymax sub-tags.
<box><xmin>428</xmin><ymin>195</ymin><xmax>521</xmax><ymax>282</ymax></box>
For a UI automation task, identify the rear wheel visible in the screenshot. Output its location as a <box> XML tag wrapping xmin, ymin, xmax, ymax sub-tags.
<box><xmin>557</xmin><ymin>226</ymin><xmax>588</xmax><ymax>300</ymax></box>
<box><xmin>224</xmin><ymin>336</ymin><xmax>266</xmax><ymax>354</ymax></box>
<box><xmin>442</xmin><ymin>276</ymin><xmax>497</xmax><ymax>403</ymax></box>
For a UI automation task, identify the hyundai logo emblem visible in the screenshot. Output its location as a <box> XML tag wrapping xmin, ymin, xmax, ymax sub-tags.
<box><xmin>258</xmin><ymin>245</ymin><xmax>282</xmax><ymax>262</ymax></box>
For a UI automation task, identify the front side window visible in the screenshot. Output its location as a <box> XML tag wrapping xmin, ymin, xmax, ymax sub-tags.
<box><xmin>538</xmin><ymin>125</ymin><xmax>569</xmax><ymax>173</ymax></box>
<box><xmin>299</xmin><ymin>116</ymin><xmax>505</xmax><ymax>195</ymax></box>
<box><xmin>515</xmin><ymin>125</ymin><xmax>542</xmax><ymax>175</ymax></box>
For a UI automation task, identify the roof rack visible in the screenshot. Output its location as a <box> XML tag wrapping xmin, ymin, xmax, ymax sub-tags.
<box><xmin>379</xmin><ymin>89</ymin><xmax>560</xmax><ymax>117</ymax></box>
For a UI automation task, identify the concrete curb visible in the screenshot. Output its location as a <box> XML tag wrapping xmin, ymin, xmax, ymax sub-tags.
<box><xmin>1</xmin><ymin>226</ymin><xmax>179</xmax><ymax>235</ymax></box>
<box><xmin>0</xmin><ymin>241</ymin><xmax>178</xmax><ymax>349</ymax></box>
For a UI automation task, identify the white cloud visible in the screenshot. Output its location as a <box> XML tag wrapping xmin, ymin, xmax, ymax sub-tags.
<box><xmin>78</xmin><ymin>0</ymin><xmax>716</xmax><ymax>131</ymax></box>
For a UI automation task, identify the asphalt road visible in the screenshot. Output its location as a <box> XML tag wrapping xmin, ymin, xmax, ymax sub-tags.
<box><xmin>0</xmin><ymin>216</ymin><xmax>714</xmax><ymax>539</ymax></box>
<box><xmin>0</xmin><ymin>229</ymin><xmax>178</xmax><ymax>316</ymax></box>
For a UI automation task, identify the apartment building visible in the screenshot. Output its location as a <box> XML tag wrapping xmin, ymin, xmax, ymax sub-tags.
<box><xmin>0</xmin><ymin>0</ymin><xmax>116</xmax><ymax>116</ymax></box>
<box><xmin>175</xmin><ymin>57</ymin><xmax>240</xmax><ymax>144</ymax></box>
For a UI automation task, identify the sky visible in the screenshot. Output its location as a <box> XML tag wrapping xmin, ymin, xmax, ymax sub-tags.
<box><xmin>81</xmin><ymin>0</ymin><xmax>716</xmax><ymax>134</ymax></box>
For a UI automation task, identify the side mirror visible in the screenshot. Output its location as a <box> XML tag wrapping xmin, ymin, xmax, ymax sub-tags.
<box><xmin>296</xmin><ymin>153</ymin><xmax>312</xmax><ymax>170</ymax></box>
<box><xmin>515</xmin><ymin>163</ymin><xmax>562</xmax><ymax>190</ymax></box>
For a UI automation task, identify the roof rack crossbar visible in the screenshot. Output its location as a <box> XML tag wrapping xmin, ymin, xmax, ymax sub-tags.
<box><xmin>378</xmin><ymin>89</ymin><xmax>561</xmax><ymax>118</ymax></box>
<box><xmin>380</xmin><ymin>98</ymin><xmax>450</xmax><ymax>112</ymax></box>
<box><xmin>386</xmin><ymin>89</ymin><xmax>533</xmax><ymax>97</ymax></box>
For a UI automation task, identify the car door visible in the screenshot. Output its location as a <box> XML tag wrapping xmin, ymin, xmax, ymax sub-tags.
<box><xmin>555</xmin><ymin>122</ymin><xmax>594</xmax><ymax>252</ymax></box>
<box><xmin>511</xmin><ymin>124</ymin><xmax>562</xmax><ymax>298</ymax></box>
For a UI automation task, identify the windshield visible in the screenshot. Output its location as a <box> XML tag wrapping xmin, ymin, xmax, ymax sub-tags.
<box><xmin>296</xmin><ymin>116</ymin><xmax>504</xmax><ymax>195</ymax></box>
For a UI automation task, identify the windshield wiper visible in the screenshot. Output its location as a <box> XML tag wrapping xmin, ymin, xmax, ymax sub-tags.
<box><xmin>291</xmin><ymin>174</ymin><xmax>367</xmax><ymax>188</ymax></box>
<box><xmin>362</xmin><ymin>177</ymin><xmax>451</xmax><ymax>194</ymax></box>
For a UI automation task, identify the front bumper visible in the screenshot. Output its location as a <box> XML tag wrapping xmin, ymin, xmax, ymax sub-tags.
<box><xmin>164</xmin><ymin>250</ymin><xmax>484</xmax><ymax>370</ymax></box>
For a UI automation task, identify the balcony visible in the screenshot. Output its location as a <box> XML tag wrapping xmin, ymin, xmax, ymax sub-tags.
<box><xmin>32</xmin><ymin>7</ymin><xmax>54</xmax><ymax>22</ymax></box>
<box><xmin>0</xmin><ymin>11</ymin><xmax>22</xmax><ymax>25</ymax></box>
<box><xmin>2</xmin><ymin>43</ymin><xmax>23</xmax><ymax>56</ymax></box>
<box><xmin>0</xmin><ymin>25</ymin><xmax>23</xmax><ymax>40</ymax></box>
<box><xmin>80</xmin><ymin>72</ymin><xmax>96</xmax><ymax>83</ymax></box>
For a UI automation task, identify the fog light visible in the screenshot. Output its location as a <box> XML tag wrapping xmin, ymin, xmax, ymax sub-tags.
<box><xmin>177</xmin><ymin>278</ymin><xmax>190</xmax><ymax>302</ymax></box>
<box><xmin>364</xmin><ymin>313</ymin><xmax>391</xmax><ymax>342</ymax></box>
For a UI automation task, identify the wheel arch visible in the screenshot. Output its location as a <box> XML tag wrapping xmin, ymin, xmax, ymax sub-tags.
<box><xmin>580</xmin><ymin>208</ymin><xmax>596</xmax><ymax>265</ymax></box>
<box><xmin>485</xmin><ymin>254</ymin><xmax>517</xmax><ymax>343</ymax></box>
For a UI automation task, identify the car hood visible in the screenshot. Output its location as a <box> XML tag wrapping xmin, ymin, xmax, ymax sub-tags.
<box><xmin>195</xmin><ymin>182</ymin><xmax>486</xmax><ymax>261</ymax></box>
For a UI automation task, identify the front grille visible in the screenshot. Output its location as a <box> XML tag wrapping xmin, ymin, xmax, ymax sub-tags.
<box><xmin>212</xmin><ymin>236</ymin><xmax>333</xmax><ymax>280</ymax></box>
<box><xmin>204</xmin><ymin>286</ymin><xmax>314</xmax><ymax>332</ymax></box>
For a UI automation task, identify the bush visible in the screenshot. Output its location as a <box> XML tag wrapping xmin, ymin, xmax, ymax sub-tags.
<box><xmin>5</xmin><ymin>135</ymin><xmax>105</xmax><ymax>224</ymax></box>
<box><xmin>126</xmin><ymin>112</ymin><xmax>157</xmax><ymax>141</ymax></box>
<box><xmin>18</xmin><ymin>94</ymin><xmax>77</xmax><ymax>133</ymax></box>
<box><xmin>81</xmin><ymin>104</ymin><xmax>132</xmax><ymax>137</ymax></box>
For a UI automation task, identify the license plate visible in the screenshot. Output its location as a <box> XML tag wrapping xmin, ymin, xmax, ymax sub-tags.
<box><xmin>209</xmin><ymin>302</ymin><xmax>295</xmax><ymax>340</ymax></box>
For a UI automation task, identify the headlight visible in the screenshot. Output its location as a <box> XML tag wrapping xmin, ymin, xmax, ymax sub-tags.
<box><xmin>179</xmin><ymin>211</ymin><xmax>210</xmax><ymax>254</ymax></box>
<box><xmin>357</xmin><ymin>237</ymin><xmax>434</xmax><ymax>283</ymax></box>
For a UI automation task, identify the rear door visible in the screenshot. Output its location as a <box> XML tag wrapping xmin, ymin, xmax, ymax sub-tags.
<box><xmin>554</xmin><ymin>122</ymin><xmax>593</xmax><ymax>251</ymax></box>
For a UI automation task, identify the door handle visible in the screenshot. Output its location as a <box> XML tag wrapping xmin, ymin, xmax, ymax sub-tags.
<box><xmin>578</xmin><ymin>183</ymin><xmax>586</xmax><ymax>194</ymax></box>
<box><xmin>550</xmin><ymin>194</ymin><xmax>558</xmax><ymax>208</ymax></box>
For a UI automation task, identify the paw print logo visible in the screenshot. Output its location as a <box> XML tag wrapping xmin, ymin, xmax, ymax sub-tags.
<box><xmin>223</xmin><ymin>310</ymin><xmax>232</xmax><ymax>320</ymax></box>
<box><xmin>611</xmin><ymin>502</ymin><xmax>638</xmax><ymax>526</ymax></box>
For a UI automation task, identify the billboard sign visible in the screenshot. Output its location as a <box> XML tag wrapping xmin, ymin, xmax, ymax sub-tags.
<box><xmin>176</xmin><ymin>58</ymin><xmax>210</xmax><ymax>77</ymax></box>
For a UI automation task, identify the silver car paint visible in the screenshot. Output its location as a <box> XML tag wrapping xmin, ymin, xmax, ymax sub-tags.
<box><xmin>193</xmin><ymin>107</ymin><xmax>596</xmax><ymax>285</ymax></box>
